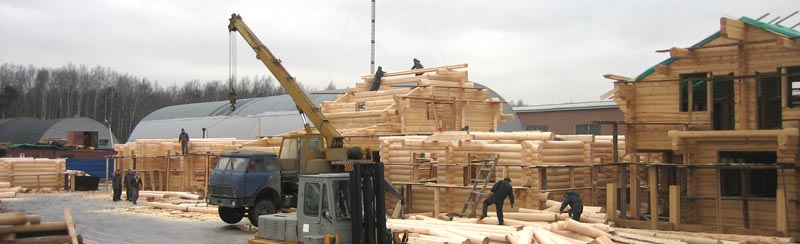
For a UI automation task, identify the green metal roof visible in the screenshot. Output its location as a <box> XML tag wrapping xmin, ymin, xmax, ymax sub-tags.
<box><xmin>634</xmin><ymin>17</ymin><xmax>800</xmax><ymax>81</ymax></box>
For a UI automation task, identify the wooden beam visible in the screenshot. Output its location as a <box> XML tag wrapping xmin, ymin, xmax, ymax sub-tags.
<box><xmin>776</xmin><ymin>36</ymin><xmax>800</xmax><ymax>50</ymax></box>
<box><xmin>655</xmin><ymin>64</ymin><xmax>670</xmax><ymax>75</ymax></box>
<box><xmin>648</xmin><ymin>166</ymin><xmax>658</xmax><ymax>230</ymax></box>
<box><xmin>361</xmin><ymin>64</ymin><xmax>468</xmax><ymax>79</ymax></box>
<box><xmin>720</xmin><ymin>17</ymin><xmax>746</xmax><ymax>41</ymax></box>
<box><xmin>668</xmin><ymin>185</ymin><xmax>680</xmax><ymax>226</ymax></box>
<box><xmin>607</xmin><ymin>183</ymin><xmax>617</xmax><ymax>222</ymax></box>
<box><xmin>433</xmin><ymin>187</ymin><xmax>440</xmax><ymax>217</ymax></box>
<box><xmin>669</xmin><ymin>47</ymin><xmax>693</xmax><ymax>59</ymax></box>
<box><xmin>602</xmin><ymin>74</ymin><xmax>633</xmax><ymax>82</ymax></box>
<box><xmin>64</xmin><ymin>209</ymin><xmax>78</xmax><ymax>244</ymax></box>
<box><xmin>776</xmin><ymin>189</ymin><xmax>788</xmax><ymax>236</ymax></box>
<box><xmin>715</xmin><ymin>168</ymin><xmax>722</xmax><ymax>234</ymax></box>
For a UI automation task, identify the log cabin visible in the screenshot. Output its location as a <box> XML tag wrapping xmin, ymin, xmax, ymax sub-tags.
<box><xmin>605</xmin><ymin>16</ymin><xmax>800</xmax><ymax>238</ymax></box>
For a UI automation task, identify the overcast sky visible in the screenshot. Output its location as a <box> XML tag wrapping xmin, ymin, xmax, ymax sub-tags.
<box><xmin>1</xmin><ymin>1</ymin><xmax>797</xmax><ymax>105</ymax></box>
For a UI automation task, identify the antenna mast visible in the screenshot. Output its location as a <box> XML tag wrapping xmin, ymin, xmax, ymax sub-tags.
<box><xmin>370</xmin><ymin>0</ymin><xmax>376</xmax><ymax>74</ymax></box>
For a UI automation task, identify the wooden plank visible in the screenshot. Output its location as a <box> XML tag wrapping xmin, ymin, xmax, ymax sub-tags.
<box><xmin>670</xmin><ymin>47</ymin><xmax>693</xmax><ymax>59</ymax></box>
<box><xmin>64</xmin><ymin>209</ymin><xmax>79</xmax><ymax>244</ymax></box>
<box><xmin>669</xmin><ymin>185</ymin><xmax>680</xmax><ymax>226</ymax></box>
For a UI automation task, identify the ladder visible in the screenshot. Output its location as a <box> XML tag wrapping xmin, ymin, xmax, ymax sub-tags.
<box><xmin>460</xmin><ymin>154</ymin><xmax>500</xmax><ymax>217</ymax></box>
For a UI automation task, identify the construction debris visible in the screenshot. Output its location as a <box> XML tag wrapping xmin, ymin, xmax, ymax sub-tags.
<box><xmin>0</xmin><ymin>210</ymin><xmax>83</xmax><ymax>244</ymax></box>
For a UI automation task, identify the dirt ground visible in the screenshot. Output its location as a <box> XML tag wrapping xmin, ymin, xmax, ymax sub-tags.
<box><xmin>0</xmin><ymin>190</ymin><xmax>255</xmax><ymax>244</ymax></box>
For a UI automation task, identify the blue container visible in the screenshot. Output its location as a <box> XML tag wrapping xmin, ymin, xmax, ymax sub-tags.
<box><xmin>66</xmin><ymin>158</ymin><xmax>114</xmax><ymax>180</ymax></box>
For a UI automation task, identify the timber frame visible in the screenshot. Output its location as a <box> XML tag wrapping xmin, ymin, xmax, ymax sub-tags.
<box><xmin>605</xmin><ymin>16</ymin><xmax>800</xmax><ymax>238</ymax></box>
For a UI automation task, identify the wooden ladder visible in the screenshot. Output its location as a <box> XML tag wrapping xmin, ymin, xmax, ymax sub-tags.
<box><xmin>460</xmin><ymin>154</ymin><xmax>500</xmax><ymax>217</ymax></box>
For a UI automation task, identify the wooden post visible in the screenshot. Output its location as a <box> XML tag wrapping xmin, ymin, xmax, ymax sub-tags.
<box><xmin>69</xmin><ymin>173</ymin><xmax>75</xmax><ymax>192</ymax></box>
<box><xmin>669</xmin><ymin>185</ymin><xmax>680</xmax><ymax>226</ymax></box>
<box><xmin>612</xmin><ymin>123</ymin><xmax>619</xmax><ymax>163</ymax></box>
<box><xmin>776</xmin><ymin>189</ymin><xmax>788</xmax><ymax>236</ymax></box>
<box><xmin>205</xmin><ymin>153</ymin><xmax>210</xmax><ymax>197</ymax></box>
<box><xmin>630</xmin><ymin>156</ymin><xmax>640</xmax><ymax>219</ymax></box>
<box><xmin>433</xmin><ymin>187</ymin><xmax>440</xmax><ymax>217</ymax></box>
<box><xmin>715</xmin><ymin>167</ymin><xmax>722</xmax><ymax>233</ymax></box>
<box><xmin>105</xmin><ymin>157</ymin><xmax>110</xmax><ymax>183</ymax></box>
<box><xmin>607</xmin><ymin>183</ymin><xmax>617</xmax><ymax>221</ymax></box>
<box><xmin>165</xmin><ymin>153</ymin><xmax>170</xmax><ymax>191</ymax></box>
<box><xmin>619</xmin><ymin>163</ymin><xmax>628</xmax><ymax>219</ymax></box>
<box><xmin>648</xmin><ymin>166</ymin><xmax>658</xmax><ymax>230</ymax></box>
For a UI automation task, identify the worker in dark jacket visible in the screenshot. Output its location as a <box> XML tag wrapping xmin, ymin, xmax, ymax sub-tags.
<box><xmin>411</xmin><ymin>58</ymin><xmax>424</xmax><ymax>76</ymax></box>
<box><xmin>124</xmin><ymin>169</ymin><xmax>134</xmax><ymax>201</ymax></box>
<box><xmin>480</xmin><ymin>177</ymin><xmax>514</xmax><ymax>225</ymax></box>
<box><xmin>371</xmin><ymin>66</ymin><xmax>385</xmax><ymax>91</ymax></box>
<box><xmin>130</xmin><ymin>171</ymin><xmax>143</xmax><ymax>204</ymax></box>
<box><xmin>178</xmin><ymin>128</ymin><xmax>190</xmax><ymax>155</ymax></box>
<box><xmin>560</xmin><ymin>191</ymin><xmax>584</xmax><ymax>221</ymax></box>
<box><xmin>111</xmin><ymin>169</ymin><xmax>122</xmax><ymax>201</ymax></box>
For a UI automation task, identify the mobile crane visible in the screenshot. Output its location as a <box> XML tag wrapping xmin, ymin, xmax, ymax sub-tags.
<box><xmin>208</xmin><ymin>14</ymin><xmax>393</xmax><ymax>244</ymax></box>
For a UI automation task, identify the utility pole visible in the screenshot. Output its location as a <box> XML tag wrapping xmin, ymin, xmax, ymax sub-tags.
<box><xmin>370</xmin><ymin>0</ymin><xmax>376</xmax><ymax>74</ymax></box>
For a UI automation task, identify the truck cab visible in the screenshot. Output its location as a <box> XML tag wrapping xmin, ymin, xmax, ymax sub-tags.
<box><xmin>208</xmin><ymin>151</ymin><xmax>288</xmax><ymax>226</ymax></box>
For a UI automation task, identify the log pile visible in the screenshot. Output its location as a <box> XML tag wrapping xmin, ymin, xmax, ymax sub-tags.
<box><xmin>0</xmin><ymin>158</ymin><xmax>66</xmax><ymax>190</ymax></box>
<box><xmin>0</xmin><ymin>210</ymin><xmax>82</xmax><ymax>243</ymax></box>
<box><xmin>113</xmin><ymin>138</ymin><xmax>257</xmax><ymax>193</ymax></box>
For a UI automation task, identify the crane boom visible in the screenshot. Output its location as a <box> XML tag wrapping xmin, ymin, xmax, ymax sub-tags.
<box><xmin>228</xmin><ymin>13</ymin><xmax>344</xmax><ymax>148</ymax></box>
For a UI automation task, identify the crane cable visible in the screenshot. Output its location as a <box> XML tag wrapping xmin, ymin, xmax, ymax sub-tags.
<box><xmin>228</xmin><ymin>32</ymin><xmax>238</xmax><ymax>111</ymax></box>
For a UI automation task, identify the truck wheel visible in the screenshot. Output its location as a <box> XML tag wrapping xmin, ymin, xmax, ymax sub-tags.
<box><xmin>248</xmin><ymin>199</ymin><xmax>277</xmax><ymax>226</ymax></box>
<box><xmin>218</xmin><ymin>206</ymin><xmax>245</xmax><ymax>224</ymax></box>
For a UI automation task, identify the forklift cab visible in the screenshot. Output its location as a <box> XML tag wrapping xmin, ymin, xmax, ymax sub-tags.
<box><xmin>278</xmin><ymin>134</ymin><xmax>332</xmax><ymax>175</ymax></box>
<box><xmin>296</xmin><ymin>173</ymin><xmax>353</xmax><ymax>244</ymax></box>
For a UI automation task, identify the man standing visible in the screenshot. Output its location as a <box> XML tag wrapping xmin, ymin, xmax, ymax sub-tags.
<box><xmin>124</xmin><ymin>169</ymin><xmax>134</xmax><ymax>201</ymax></box>
<box><xmin>130</xmin><ymin>171</ymin><xmax>143</xmax><ymax>204</ymax></box>
<box><xmin>560</xmin><ymin>191</ymin><xmax>584</xmax><ymax>221</ymax></box>
<box><xmin>178</xmin><ymin>128</ymin><xmax>190</xmax><ymax>155</ymax></box>
<box><xmin>480</xmin><ymin>177</ymin><xmax>514</xmax><ymax>225</ymax></box>
<box><xmin>371</xmin><ymin>66</ymin><xmax>385</xmax><ymax>91</ymax></box>
<box><xmin>111</xmin><ymin>169</ymin><xmax>122</xmax><ymax>201</ymax></box>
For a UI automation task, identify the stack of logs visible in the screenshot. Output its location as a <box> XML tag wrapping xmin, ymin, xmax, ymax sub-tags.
<box><xmin>0</xmin><ymin>158</ymin><xmax>66</xmax><ymax>190</ymax></box>
<box><xmin>0</xmin><ymin>182</ymin><xmax>22</xmax><ymax>199</ymax></box>
<box><xmin>0</xmin><ymin>210</ymin><xmax>81</xmax><ymax>243</ymax></box>
<box><xmin>388</xmin><ymin>200</ymin><xmax>795</xmax><ymax>244</ymax></box>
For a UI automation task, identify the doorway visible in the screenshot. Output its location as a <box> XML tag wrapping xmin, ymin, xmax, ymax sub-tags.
<box><xmin>713</xmin><ymin>79</ymin><xmax>735</xmax><ymax>130</ymax></box>
<box><xmin>757</xmin><ymin>74</ymin><xmax>782</xmax><ymax>130</ymax></box>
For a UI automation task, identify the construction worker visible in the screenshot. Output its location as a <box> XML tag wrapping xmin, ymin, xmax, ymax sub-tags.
<box><xmin>411</xmin><ymin>58</ymin><xmax>424</xmax><ymax>76</ymax></box>
<box><xmin>560</xmin><ymin>191</ymin><xmax>584</xmax><ymax>221</ymax></box>
<box><xmin>480</xmin><ymin>177</ymin><xmax>514</xmax><ymax>225</ymax></box>
<box><xmin>130</xmin><ymin>171</ymin><xmax>143</xmax><ymax>204</ymax></box>
<box><xmin>371</xmin><ymin>66</ymin><xmax>385</xmax><ymax>91</ymax></box>
<box><xmin>124</xmin><ymin>169</ymin><xmax>134</xmax><ymax>201</ymax></box>
<box><xmin>178</xmin><ymin>128</ymin><xmax>190</xmax><ymax>155</ymax></box>
<box><xmin>111</xmin><ymin>169</ymin><xmax>122</xmax><ymax>201</ymax></box>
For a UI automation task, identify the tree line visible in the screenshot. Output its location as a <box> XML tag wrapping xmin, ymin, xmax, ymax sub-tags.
<box><xmin>0</xmin><ymin>63</ymin><xmax>331</xmax><ymax>143</ymax></box>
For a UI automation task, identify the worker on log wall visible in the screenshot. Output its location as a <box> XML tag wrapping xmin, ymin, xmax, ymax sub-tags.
<box><xmin>560</xmin><ymin>191</ymin><xmax>584</xmax><ymax>221</ymax></box>
<box><xmin>480</xmin><ymin>177</ymin><xmax>514</xmax><ymax>225</ymax></box>
<box><xmin>178</xmin><ymin>128</ymin><xmax>190</xmax><ymax>155</ymax></box>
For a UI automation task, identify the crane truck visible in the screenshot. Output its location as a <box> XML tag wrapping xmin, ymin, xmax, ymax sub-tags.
<box><xmin>207</xmin><ymin>14</ymin><xmax>394</xmax><ymax>244</ymax></box>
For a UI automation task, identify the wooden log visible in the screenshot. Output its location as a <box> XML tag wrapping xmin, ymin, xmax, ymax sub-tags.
<box><xmin>549</xmin><ymin>223</ymin><xmax>594</xmax><ymax>242</ymax></box>
<box><xmin>534</xmin><ymin>227</ymin><xmax>584</xmax><ymax>244</ymax></box>
<box><xmin>187</xmin><ymin>206</ymin><xmax>218</xmax><ymax>214</ymax></box>
<box><xmin>145</xmin><ymin>202</ymin><xmax>189</xmax><ymax>211</ymax></box>
<box><xmin>428</xmin><ymin>228</ymin><xmax>470</xmax><ymax>243</ymax></box>
<box><xmin>517</xmin><ymin>226</ymin><xmax>535</xmax><ymax>244</ymax></box>
<box><xmin>0</xmin><ymin>213</ymin><xmax>30</xmax><ymax>225</ymax></box>
<box><xmin>444</xmin><ymin>227</ymin><xmax>489</xmax><ymax>244</ymax></box>
<box><xmin>614</xmin><ymin>228</ymin><xmax>728</xmax><ymax>244</ymax></box>
<box><xmin>64</xmin><ymin>208</ymin><xmax>78</xmax><ymax>244</ymax></box>
<box><xmin>0</xmin><ymin>182</ymin><xmax>11</xmax><ymax>188</ymax></box>
<box><xmin>416</xmin><ymin>234</ymin><xmax>468</xmax><ymax>244</ymax></box>
<box><xmin>0</xmin><ymin>192</ymin><xmax>16</xmax><ymax>198</ymax></box>
<box><xmin>486</xmin><ymin>212</ymin><xmax>557</xmax><ymax>222</ymax></box>
<box><xmin>0</xmin><ymin>187</ymin><xmax>23</xmax><ymax>193</ymax></box>
<box><xmin>562</xmin><ymin>218</ymin><xmax>610</xmax><ymax>238</ymax></box>
<box><xmin>614</xmin><ymin>231</ymin><xmax>686</xmax><ymax>244</ymax></box>
<box><xmin>0</xmin><ymin>222</ymin><xmax>68</xmax><ymax>234</ymax></box>
<box><xmin>593</xmin><ymin>235</ymin><xmax>615</xmax><ymax>244</ymax></box>
<box><xmin>14</xmin><ymin>235</ymin><xmax>83</xmax><ymax>244</ymax></box>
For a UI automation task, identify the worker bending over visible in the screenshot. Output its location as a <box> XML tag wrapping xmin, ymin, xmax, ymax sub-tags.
<box><xmin>559</xmin><ymin>191</ymin><xmax>584</xmax><ymax>221</ymax></box>
<box><xmin>480</xmin><ymin>177</ymin><xmax>514</xmax><ymax>225</ymax></box>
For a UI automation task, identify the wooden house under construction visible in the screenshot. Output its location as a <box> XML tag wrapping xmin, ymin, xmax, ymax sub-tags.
<box><xmin>604</xmin><ymin>16</ymin><xmax>800</xmax><ymax>238</ymax></box>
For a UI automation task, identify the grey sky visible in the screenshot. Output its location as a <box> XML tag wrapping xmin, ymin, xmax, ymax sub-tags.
<box><xmin>1</xmin><ymin>1</ymin><xmax>797</xmax><ymax>105</ymax></box>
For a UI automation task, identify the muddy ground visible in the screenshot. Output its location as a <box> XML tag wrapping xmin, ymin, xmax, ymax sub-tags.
<box><xmin>1</xmin><ymin>190</ymin><xmax>255</xmax><ymax>244</ymax></box>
